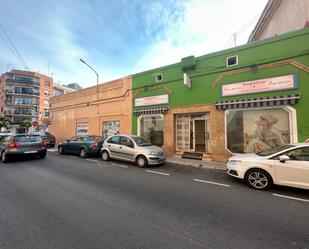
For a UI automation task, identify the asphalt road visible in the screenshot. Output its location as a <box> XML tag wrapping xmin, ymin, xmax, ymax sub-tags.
<box><xmin>0</xmin><ymin>151</ymin><xmax>308</xmax><ymax>249</ymax></box>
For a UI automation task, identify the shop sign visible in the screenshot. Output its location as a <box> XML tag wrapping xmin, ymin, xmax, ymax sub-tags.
<box><xmin>135</xmin><ymin>94</ymin><xmax>169</xmax><ymax>107</ymax></box>
<box><xmin>76</xmin><ymin>123</ymin><xmax>88</xmax><ymax>135</ymax></box>
<box><xmin>221</xmin><ymin>74</ymin><xmax>298</xmax><ymax>97</ymax></box>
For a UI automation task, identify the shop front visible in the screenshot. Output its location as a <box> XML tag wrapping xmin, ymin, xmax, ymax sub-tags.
<box><xmin>215</xmin><ymin>73</ymin><xmax>301</xmax><ymax>155</ymax></box>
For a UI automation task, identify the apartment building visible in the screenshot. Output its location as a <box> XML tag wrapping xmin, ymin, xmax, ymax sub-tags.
<box><xmin>53</xmin><ymin>83</ymin><xmax>77</xmax><ymax>97</ymax></box>
<box><xmin>0</xmin><ymin>70</ymin><xmax>53</xmax><ymax>131</ymax></box>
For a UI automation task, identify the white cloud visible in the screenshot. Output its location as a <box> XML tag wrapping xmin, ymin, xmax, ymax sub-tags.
<box><xmin>133</xmin><ymin>0</ymin><xmax>268</xmax><ymax>72</ymax></box>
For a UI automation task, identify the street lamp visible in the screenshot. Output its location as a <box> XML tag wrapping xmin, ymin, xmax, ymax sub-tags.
<box><xmin>80</xmin><ymin>58</ymin><xmax>99</xmax><ymax>100</ymax></box>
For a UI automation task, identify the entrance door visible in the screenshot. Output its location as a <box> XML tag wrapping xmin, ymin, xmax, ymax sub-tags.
<box><xmin>194</xmin><ymin>119</ymin><xmax>206</xmax><ymax>152</ymax></box>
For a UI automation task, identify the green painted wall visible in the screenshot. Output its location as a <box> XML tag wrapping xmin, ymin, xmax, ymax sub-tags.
<box><xmin>132</xmin><ymin>29</ymin><xmax>309</xmax><ymax>142</ymax></box>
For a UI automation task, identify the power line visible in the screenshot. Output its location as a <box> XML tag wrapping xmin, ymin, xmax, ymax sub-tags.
<box><xmin>224</xmin><ymin>13</ymin><xmax>261</xmax><ymax>48</ymax></box>
<box><xmin>0</xmin><ymin>23</ymin><xmax>29</xmax><ymax>69</ymax></box>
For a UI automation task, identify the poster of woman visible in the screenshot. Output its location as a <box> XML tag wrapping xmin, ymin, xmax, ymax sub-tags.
<box><xmin>244</xmin><ymin>109</ymin><xmax>289</xmax><ymax>153</ymax></box>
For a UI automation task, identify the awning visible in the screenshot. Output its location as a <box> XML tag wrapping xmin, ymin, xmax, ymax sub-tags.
<box><xmin>214</xmin><ymin>93</ymin><xmax>300</xmax><ymax>110</ymax></box>
<box><xmin>133</xmin><ymin>106</ymin><xmax>169</xmax><ymax>116</ymax></box>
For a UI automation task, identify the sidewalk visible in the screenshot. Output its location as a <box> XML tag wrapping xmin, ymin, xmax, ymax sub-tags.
<box><xmin>166</xmin><ymin>157</ymin><xmax>226</xmax><ymax>171</ymax></box>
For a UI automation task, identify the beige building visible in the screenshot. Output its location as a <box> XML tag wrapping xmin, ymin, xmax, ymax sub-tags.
<box><xmin>248</xmin><ymin>0</ymin><xmax>309</xmax><ymax>42</ymax></box>
<box><xmin>49</xmin><ymin>76</ymin><xmax>132</xmax><ymax>144</ymax></box>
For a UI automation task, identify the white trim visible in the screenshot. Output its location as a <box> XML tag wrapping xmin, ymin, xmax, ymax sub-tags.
<box><xmin>155</xmin><ymin>73</ymin><xmax>163</xmax><ymax>82</ymax></box>
<box><xmin>226</xmin><ymin>55</ymin><xmax>238</xmax><ymax>67</ymax></box>
<box><xmin>224</xmin><ymin>106</ymin><xmax>298</xmax><ymax>155</ymax></box>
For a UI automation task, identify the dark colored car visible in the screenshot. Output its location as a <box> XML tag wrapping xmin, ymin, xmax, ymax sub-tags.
<box><xmin>0</xmin><ymin>134</ymin><xmax>47</xmax><ymax>163</ymax></box>
<box><xmin>58</xmin><ymin>135</ymin><xmax>105</xmax><ymax>158</ymax></box>
<box><xmin>29</xmin><ymin>132</ymin><xmax>56</xmax><ymax>147</ymax></box>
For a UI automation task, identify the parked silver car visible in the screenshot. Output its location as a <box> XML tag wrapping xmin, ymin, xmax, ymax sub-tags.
<box><xmin>101</xmin><ymin>135</ymin><xmax>166</xmax><ymax>167</ymax></box>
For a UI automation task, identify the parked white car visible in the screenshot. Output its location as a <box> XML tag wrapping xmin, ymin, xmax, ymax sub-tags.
<box><xmin>227</xmin><ymin>143</ymin><xmax>309</xmax><ymax>190</ymax></box>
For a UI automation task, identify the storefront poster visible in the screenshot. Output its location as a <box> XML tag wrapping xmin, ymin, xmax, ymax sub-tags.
<box><xmin>222</xmin><ymin>74</ymin><xmax>298</xmax><ymax>97</ymax></box>
<box><xmin>103</xmin><ymin>121</ymin><xmax>120</xmax><ymax>138</ymax></box>
<box><xmin>76</xmin><ymin>123</ymin><xmax>88</xmax><ymax>135</ymax></box>
<box><xmin>135</xmin><ymin>94</ymin><xmax>169</xmax><ymax>107</ymax></box>
<box><xmin>227</xmin><ymin>108</ymin><xmax>290</xmax><ymax>153</ymax></box>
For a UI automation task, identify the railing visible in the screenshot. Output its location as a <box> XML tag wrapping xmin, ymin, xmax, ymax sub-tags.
<box><xmin>5</xmin><ymin>102</ymin><xmax>39</xmax><ymax>106</ymax></box>
<box><xmin>5</xmin><ymin>89</ymin><xmax>40</xmax><ymax>96</ymax></box>
<box><xmin>5</xmin><ymin>78</ymin><xmax>40</xmax><ymax>86</ymax></box>
<box><xmin>4</xmin><ymin>110</ymin><xmax>39</xmax><ymax>116</ymax></box>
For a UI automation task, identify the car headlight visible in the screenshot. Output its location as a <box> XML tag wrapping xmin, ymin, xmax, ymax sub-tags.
<box><xmin>228</xmin><ymin>160</ymin><xmax>241</xmax><ymax>165</ymax></box>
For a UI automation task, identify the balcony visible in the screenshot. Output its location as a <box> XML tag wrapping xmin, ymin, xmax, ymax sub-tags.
<box><xmin>4</xmin><ymin>109</ymin><xmax>39</xmax><ymax>117</ymax></box>
<box><xmin>5</xmin><ymin>101</ymin><xmax>39</xmax><ymax>107</ymax></box>
<box><xmin>5</xmin><ymin>89</ymin><xmax>40</xmax><ymax>97</ymax></box>
<box><xmin>5</xmin><ymin>78</ymin><xmax>40</xmax><ymax>87</ymax></box>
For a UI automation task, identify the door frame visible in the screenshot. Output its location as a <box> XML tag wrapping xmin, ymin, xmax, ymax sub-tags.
<box><xmin>193</xmin><ymin>118</ymin><xmax>207</xmax><ymax>152</ymax></box>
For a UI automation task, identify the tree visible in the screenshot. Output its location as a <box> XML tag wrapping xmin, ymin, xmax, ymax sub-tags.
<box><xmin>18</xmin><ymin>119</ymin><xmax>32</xmax><ymax>129</ymax></box>
<box><xmin>0</xmin><ymin>116</ymin><xmax>13</xmax><ymax>131</ymax></box>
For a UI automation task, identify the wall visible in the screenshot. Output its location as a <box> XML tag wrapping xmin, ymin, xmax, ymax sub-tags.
<box><xmin>249</xmin><ymin>0</ymin><xmax>309</xmax><ymax>41</ymax></box>
<box><xmin>49</xmin><ymin>76</ymin><xmax>132</xmax><ymax>144</ymax></box>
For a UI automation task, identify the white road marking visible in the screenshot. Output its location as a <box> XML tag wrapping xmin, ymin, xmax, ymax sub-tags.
<box><xmin>111</xmin><ymin>163</ymin><xmax>128</xmax><ymax>168</ymax></box>
<box><xmin>85</xmin><ymin>159</ymin><xmax>99</xmax><ymax>163</ymax></box>
<box><xmin>145</xmin><ymin>170</ymin><xmax>170</xmax><ymax>176</ymax></box>
<box><xmin>47</xmin><ymin>149</ymin><xmax>57</xmax><ymax>152</ymax></box>
<box><xmin>193</xmin><ymin>178</ymin><xmax>230</xmax><ymax>187</ymax></box>
<box><xmin>272</xmin><ymin>193</ymin><xmax>309</xmax><ymax>203</ymax></box>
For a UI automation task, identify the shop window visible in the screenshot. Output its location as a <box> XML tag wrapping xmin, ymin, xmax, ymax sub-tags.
<box><xmin>226</xmin><ymin>108</ymin><xmax>292</xmax><ymax>154</ymax></box>
<box><xmin>139</xmin><ymin>114</ymin><xmax>164</xmax><ymax>146</ymax></box>
<box><xmin>102</xmin><ymin>121</ymin><xmax>120</xmax><ymax>139</ymax></box>
<box><xmin>76</xmin><ymin>123</ymin><xmax>88</xmax><ymax>135</ymax></box>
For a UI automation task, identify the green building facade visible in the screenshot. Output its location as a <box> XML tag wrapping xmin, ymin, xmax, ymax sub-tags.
<box><xmin>132</xmin><ymin>29</ymin><xmax>309</xmax><ymax>162</ymax></box>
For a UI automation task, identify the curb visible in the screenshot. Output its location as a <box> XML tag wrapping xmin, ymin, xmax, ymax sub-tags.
<box><xmin>166</xmin><ymin>159</ymin><xmax>226</xmax><ymax>171</ymax></box>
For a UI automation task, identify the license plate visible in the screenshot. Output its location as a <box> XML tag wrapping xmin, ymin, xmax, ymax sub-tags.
<box><xmin>24</xmin><ymin>150</ymin><xmax>37</xmax><ymax>154</ymax></box>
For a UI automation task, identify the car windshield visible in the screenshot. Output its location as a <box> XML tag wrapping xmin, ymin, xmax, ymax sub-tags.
<box><xmin>256</xmin><ymin>145</ymin><xmax>295</xmax><ymax>156</ymax></box>
<box><xmin>15</xmin><ymin>135</ymin><xmax>41</xmax><ymax>143</ymax></box>
<box><xmin>131</xmin><ymin>136</ymin><xmax>151</xmax><ymax>146</ymax></box>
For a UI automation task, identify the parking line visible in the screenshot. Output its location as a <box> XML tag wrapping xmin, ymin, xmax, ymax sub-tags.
<box><xmin>47</xmin><ymin>149</ymin><xmax>57</xmax><ymax>152</ymax></box>
<box><xmin>111</xmin><ymin>163</ymin><xmax>128</xmax><ymax>168</ymax></box>
<box><xmin>85</xmin><ymin>159</ymin><xmax>99</xmax><ymax>163</ymax></box>
<box><xmin>193</xmin><ymin>178</ymin><xmax>230</xmax><ymax>187</ymax></box>
<box><xmin>272</xmin><ymin>193</ymin><xmax>309</xmax><ymax>203</ymax></box>
<box><xmin>145</xmin><ymin>170</ymin><xmax>170</xmax><ymax>176</ymax></box>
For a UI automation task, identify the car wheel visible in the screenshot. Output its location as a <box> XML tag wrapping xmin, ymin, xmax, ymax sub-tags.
<box><xmin>80</xmin><ymin>148</ymin><xmax>88</xmax><ymax>158</ymax></box>
<box><xmin>1</xmin><ymin>151</ymin><xmax>9</xmax><ymax>163</ymax></box>
<box><xmin>58</xmin><ymin>146</ymin><xmax>64</xmax><ymax>155</ymax></box>
<box><xmin>245</xmin><ymin>169</ymin><xmax>272</xmax><ymax>190</ymax></box>
<box><xmin>136</xmin><ymin>155</ymin><xmax>148</xmax><ymax>168</ymax></box>
<box><xmin>102</xmin><ymin>151</ymin><xmax>110</xmax><ymax>161</ymax></box>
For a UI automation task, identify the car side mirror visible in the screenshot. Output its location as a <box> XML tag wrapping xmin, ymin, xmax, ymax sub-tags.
<box><xmin>279</xmin><ymin>155</ymin><xmax>289</xmax><ymax>163</ymax></box>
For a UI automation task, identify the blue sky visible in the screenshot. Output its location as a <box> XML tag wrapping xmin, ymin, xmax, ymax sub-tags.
<box><xmin>0</xmin><ymin>0</ymin><xmax>268</xmax><ymax>87</ymax></box>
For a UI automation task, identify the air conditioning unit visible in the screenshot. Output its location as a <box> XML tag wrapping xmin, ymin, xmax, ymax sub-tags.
<box><xmin>183</xmin><ymin>73</ymin><xmax>192</xmax><ymax>89</ymax></box>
